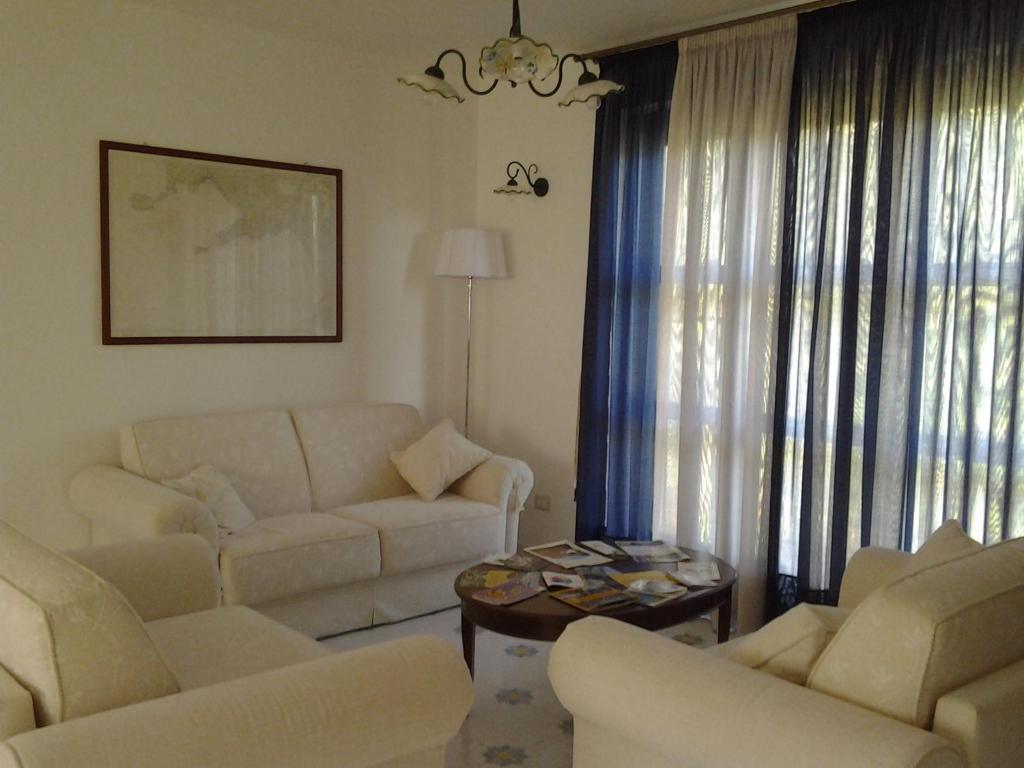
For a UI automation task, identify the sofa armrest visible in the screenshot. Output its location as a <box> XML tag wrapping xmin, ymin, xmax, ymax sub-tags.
<box><xmin>933</xmin><ymin>658</ymin><xmax>1024</xmax><ymax>768</ymax></box>
<box><xmin>69</xmin><ymin>466</ymin><xmax>218</xmax><ymax>548</ymax></box>
<box><xmin>549</xmin><ymin>617</ymin><xmax>963</xmax><ymax>768</ymax></box>
<box><xmin>0</xmin><ymin>666</ymin><xmax>34</xmax><ymax>741</ymax></box>
<box><xmin>450</xmin><ymin>455</ymin><xmax>534</xmax><ymax>552</ymax></box>
<box><xmin>837</xmin><ymin>546</ymin><xmax>911</xmax><ymax>609</ymax></box>
<box><xmin>0</xmin><ymin>635</ymin><xmax>472</xmax><ymax>768</ymax></box>
<box><xmin>66</xmin><ymin>534</ymin><xmax>220</xmax><ymax>621</ymax></box>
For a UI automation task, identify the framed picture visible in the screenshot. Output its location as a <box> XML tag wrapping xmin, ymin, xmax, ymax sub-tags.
<box><xmin>100</xmin><ymin>141</ymin><xmax>342</xmax><ymax>344</ymax></box>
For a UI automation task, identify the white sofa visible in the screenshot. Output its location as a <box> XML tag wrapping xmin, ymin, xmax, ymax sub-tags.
<box><xmin>550</xmin><ymin>538</ymin><xmax>1024</xmax><ymax>768</ymax></box>
<box><xmin>0</xmin><ymin>525</ymin><xmax>472</xmax><ymax>768</ymax></box>
<box><xmin>70</xmin><ymin>402</ymin><xmax>534</xmax><ymax>638</ymax></box>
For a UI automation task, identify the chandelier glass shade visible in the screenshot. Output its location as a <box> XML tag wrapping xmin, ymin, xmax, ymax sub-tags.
<box><xmin>398</xmin><ymin>0</ymin><xmax>624</xmax><ymax>108</ymax></box>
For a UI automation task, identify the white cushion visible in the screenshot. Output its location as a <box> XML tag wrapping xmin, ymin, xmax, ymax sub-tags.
<box><xmin>124</xmin><ymin>409</ymin><xmax>312</xmax><ymax>519</ymax></box>
<box><xmin>162</xmin><ymin>464</ymin><xmax>255</xmax><ymax>534</ymax></box>
<box><xmin>0</xmin><ymin>522</ymin><xmax>179</xmax><ymax>726</ymax></box>
<box><xmin>389</xmin><ymin>420</ymin><xmax>492</xmax><ymax>502</ymax></box>
<box><xmin>900</xmin><ymin>519</ymin><xmax>983</xmax><ymax>577</ymax></box>
<box><xmin>145</xmin><ymin>606</ymin><xmax>327</xmax><ymax>690</ymax></box>
<box><xmin>808</xmin><ymin>538</ymin><xmax>1024</xmax><ymax>728</ymax></box>
<box><xmin>219</xmin><ymin>514</ymin><xmax>381</xmax><ymax>606</ymax></box>
<box><xmin>333</xmin><ymin>494</ymin><xmax>504</xmax><ymax>575</ymax></box>
<box><xmin>722</xmin><ymin>603</ymin><xmax>849</xmax><ymax>685</ymax></box>
<box><xmin>291</xmin><ymin>403</ymin><xmax>426</xmax><ymax>509</ymax></box>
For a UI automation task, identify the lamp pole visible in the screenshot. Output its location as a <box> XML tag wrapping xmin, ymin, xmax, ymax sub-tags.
<box><xmin>464</xmin><ymin>275</ymin><xmax>474</xmax><ymax>437</ymax></box>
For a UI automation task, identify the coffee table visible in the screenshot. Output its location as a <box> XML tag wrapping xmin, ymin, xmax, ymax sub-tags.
<box><xmin>455</xmin><ymin>547</ymin><xmax>736</xmax><ymax>676</ymax></box>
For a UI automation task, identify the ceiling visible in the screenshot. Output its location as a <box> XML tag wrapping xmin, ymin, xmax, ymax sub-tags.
<box><xmin>127</xmin><ymin>0</ymin><xmax>805</xmax><ymax>60</ymax></box>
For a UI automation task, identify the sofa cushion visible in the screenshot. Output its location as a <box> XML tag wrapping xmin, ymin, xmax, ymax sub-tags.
<box><xmin>333</xmin><ymin>494</ymin><xmax>504</xmax><ymax>576</ymax></box>
<box><xmin>0</xmin><ymin>522</ymin><xmax>179</xmax><ymax>726</ymax></box>
<box><xmin>122</xmin><ymin>409</ymin><xmax>312</xmax><ymax>519</ymax></box>
<box><xmin>808</xmin><ymin>538</ymin><xmax>1024</xmax><ymax>728</ymax></box>
<box><xmin>390</xmin><ymin>419</ymin><xmax>492</xmax><ymax>502</ymax></box>
<box><xmin>722</xmin><ymin>604</ymin><xmax>850</xmax><ymax>685</ymax></box>
<box><xmin>146</xmin><ymin>606</ymin><xmax>327</xmax><ymax>690</ymax></box>
<box><xmin>900</xmin><ymin>519</ymin><xmax>983</xmax><ymax>578</ymax></box>
<box><xmin>291</xmin><ymin>403</ymin><xmax>425</xmax><ymax>510</ymax></box>
<box><xmin>219</xmin><ymin>514</ymin><xmax>381</xmax><ymax>606</ymax></box>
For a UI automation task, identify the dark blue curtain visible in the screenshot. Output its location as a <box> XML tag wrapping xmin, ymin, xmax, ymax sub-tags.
<box><xmin>766</xmin><ymin>0</ymin><xmax>1024</xmax><ymax>618</ymax></box>
<box><xmin>576</xmin><ymin>44</ymin><xmax>678</xmax><ymax>541</ymax></box>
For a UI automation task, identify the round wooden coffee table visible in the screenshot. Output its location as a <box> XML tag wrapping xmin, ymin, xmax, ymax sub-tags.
<box><xmin>455</xmin><ymin>548</ymin><xmax>736</xmax><ymax>676</ymax></box>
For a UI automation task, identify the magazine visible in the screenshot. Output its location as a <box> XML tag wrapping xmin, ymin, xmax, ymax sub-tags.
<box><xmin>615</xmin><ymin>540</ymin><xmax>691</xmax><ymax>564</ymax></box>
<box><xmin>525</xmin><ymin>540</ymin><xmax>613</xmax><ymax>569</ymax></box>
<box><xmin>473</xmin><ymin>572</ymin><xmax>545</xmax><ymax>606</ymax></box>
<box><xmin>550</xmin><ymin>582</ymin><xmax>635</xmax><ymax>613</ymax></box>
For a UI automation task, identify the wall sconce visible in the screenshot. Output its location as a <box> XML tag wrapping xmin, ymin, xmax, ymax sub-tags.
<box><xmin>494</xmin><ymin>161</ymin><xmax>549</xmax><ymax>197</ymax></box>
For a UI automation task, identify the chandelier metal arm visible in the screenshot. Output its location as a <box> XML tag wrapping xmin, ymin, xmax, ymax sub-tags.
<box><xmin>527</xmin><ymin>54</ymin><xmax>586</xmax><ymax>98</ymax></box>
<box><xmin>433</xmin><ymin>49</ymin><xmax>500</xmax><ymax>96</ymax></box>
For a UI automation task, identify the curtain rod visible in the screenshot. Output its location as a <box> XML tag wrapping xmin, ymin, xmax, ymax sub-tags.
<box><xmin>581</xmin><ymin>0</ymin><xmax>854</xmax><ymax>60</ymax></box>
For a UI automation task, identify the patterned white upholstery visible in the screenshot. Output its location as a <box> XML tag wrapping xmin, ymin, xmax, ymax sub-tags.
<box><xmin>291</xmin><ymin>403</ymin><xmax>424</xmax><ymax>510</ymax></box>
<box><xmin>333</xmin><ymin>494</ymin><xmax>504</xmax><ymax>576</ymax></box>
<box><xmin>219</xmin><ymin>514</ymin><xmax>381</xmax><ymax>606</ymax></box>
<box><xmin>124</xmin><ymin>410</ymin><xmax>312</xmax><ymax>520</ymax></box>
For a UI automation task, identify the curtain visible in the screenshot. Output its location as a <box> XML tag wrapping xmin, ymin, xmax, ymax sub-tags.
<box><xmin>576</xmin><ymin>44</ymin><xmax>678</xmax><ymax>541</ymax></box>
<box><xmin>652</xmin><ymin>18</ymin><xmax>797</xmax><ymax>632</ymax></box>
<box><xmin>768</xmin><ymin>0</ymin><xmax>1024</xmax><ymax>615</ymax></box>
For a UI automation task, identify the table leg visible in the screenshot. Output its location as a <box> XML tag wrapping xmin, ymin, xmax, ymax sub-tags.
<box><xmin>717</xmin><ymin>588</ymin><xmax>733</xmax><ymax>643</ymax></box>
<box><xmin>461</xmin><ymin>611</ymin><xmax>476</xmax><ymax>678</ymax></box>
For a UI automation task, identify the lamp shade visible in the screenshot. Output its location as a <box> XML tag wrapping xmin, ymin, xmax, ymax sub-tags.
<box><xmin>434</xmin><ymin>228</ymin><xmax>507</xmax><ymax>279</ymax></box>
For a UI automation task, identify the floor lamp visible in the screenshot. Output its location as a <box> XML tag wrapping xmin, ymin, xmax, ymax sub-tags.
<box><xmin>434</xmin><ymin>228</ymin><xmax>507</xmax><ymax>437</ymax></box>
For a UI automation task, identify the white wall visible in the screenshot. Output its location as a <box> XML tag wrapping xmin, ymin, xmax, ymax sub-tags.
<box><xmin>469</xmin><ymin>90</ymin><xmax>596</xmax><ymax>546</ymax></box>
<box><xmin>0</xmin><ymin>0</ymin><xmax>476</xmax><ymax>548</ymax></box>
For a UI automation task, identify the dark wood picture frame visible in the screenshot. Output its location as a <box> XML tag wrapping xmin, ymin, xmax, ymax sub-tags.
<box><xmin>100</xmin><ymin>140</ymin><xmax>343</xmax><ymax>345</ymax></box>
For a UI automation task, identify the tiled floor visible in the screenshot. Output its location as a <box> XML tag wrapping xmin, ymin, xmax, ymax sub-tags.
<box><xmin>322</xmin><ymin>608</ymin><xmax>716</xmax><ymax>767</ymax></box>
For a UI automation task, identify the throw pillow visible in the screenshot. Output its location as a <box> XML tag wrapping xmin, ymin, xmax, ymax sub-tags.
<box><xmin>900</xmin><ymin>518</ymin><xmax>983</xmax><ymax>577</ymax></box>
<box><xmin>163</xmin><ymin>464</ymin><xmax>255</xmax><ymax>534</ymax></box>
<box><xmin>807</xmin><ymin>539</ymin><xmax>1024</xmax><ymax>729</ymax></box>
<box><xmin>390</xmin><ymin>420</ymin><xmax>492</xmax><ymax>502</ymax></box>
<box><xmin>722</xmin><ymin>603</ymin><xmax>850</xmax><ymax>685</ymax></box>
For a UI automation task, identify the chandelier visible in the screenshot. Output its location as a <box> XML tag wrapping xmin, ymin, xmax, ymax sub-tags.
<box><xmin>398</xmin><ymin>0</ymin><xmax>625</xmax><ymax>109</ymax></box>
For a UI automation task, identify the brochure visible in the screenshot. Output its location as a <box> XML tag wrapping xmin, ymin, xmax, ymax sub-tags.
<box><xmin>579</xmin><ymin>540</ymin><xmax>622</xmax><ymax>557</ymax></box>
<box><xmin>671</xmin><ymin>561</ymin><xmax>721</xmax><ymax>588</ymax></box>
<box><xmin>525</xmin><ymin>540</ymin><xmax>613</xmax><ymax>569</ymax></box>
<box><xmin>542</xmin><ymin>571</ymin><xmax>585</xmax><ymax>589</ymax></box>
<box><xmin>615</xmin><ymin>540</ymin><xmax>691</xmax><ymax>564</ymax></box>
<box><xmin>481</xmin><ymin>551</ymin><xmax>548</xmax><ymax>571</ymax></box>
<box><xmin>473</xmin><ymin>572</ymin><xmax>545</xmax><ymax>606</ymax></box>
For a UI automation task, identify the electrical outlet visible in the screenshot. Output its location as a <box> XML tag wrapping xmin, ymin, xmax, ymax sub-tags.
<box><xmin>534</xmin><ymin>494</ymin><xmax>551</xmax><ymax>512</ymax></box>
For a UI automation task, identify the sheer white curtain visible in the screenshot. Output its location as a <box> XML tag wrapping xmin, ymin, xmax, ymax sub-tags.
<box><xmin>652</xmin><ymin>17</ymin><xmax>796</xmax><ymax>633</ymax></box>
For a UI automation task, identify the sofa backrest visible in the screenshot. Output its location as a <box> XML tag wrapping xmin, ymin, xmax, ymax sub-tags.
<box><xmin>121</xmin><ymin>409</ymin><xmax>312</xmax><ymax>519</ymax></box>
<box><xmin>0</xmin><ymin>522</ymin><xmax>179</xmax><ymax>727</ymax></box>
<box><xmin>808</xmin><ymin>537</ymin><xmax>1024</xmax><ymax>729</ymax></box>
<box><xmin>291</xmin><ymin>403</ymin><xmax>425</xmax><ymax>510</ymax></box>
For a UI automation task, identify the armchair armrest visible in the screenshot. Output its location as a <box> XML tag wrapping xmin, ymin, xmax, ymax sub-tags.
<box><xmin>0</xmin><ymin>635</ymin><xmax>473</xmax><ymax>768</ymax></box>
<box><xmin>934</xmin><ymin>659</ymin><xmax>1024</xmax><ymax>768</ymax></box>
<box><xmin>450</xmin><ymin>455</ymin><xmax>534</xmax><ymax>552</ymax></box>
<box><xmin>0</xmin><ymin>666</ymin><xmax>34</xmax><ymax>741</ymax></box>
<box><xmin>549</xmin><ymin>617</ymin><xmax>963</xmax><ymax>768</ymax></box>
<box><xmin>69</xmin><ymin>466</ymin><xmax>217</xmax><ymax>548</ymax></box>
<box><xmin>66</xmin><ymin>534</ymin><xmax>220</xmax><ymax>621</ymax></box>
<box><xmin>837</xmin><ymin>546</ymin><xmax>911</xmax><ymax>609</ymax></box>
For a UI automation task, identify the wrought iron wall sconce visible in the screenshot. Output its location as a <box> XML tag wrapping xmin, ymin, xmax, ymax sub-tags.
<box><xmin>494</xmin><ymin>161</ymin><xmax>549</xmax><ymax>197</ymax></box>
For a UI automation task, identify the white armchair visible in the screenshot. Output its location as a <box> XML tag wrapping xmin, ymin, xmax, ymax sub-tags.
<box><xmin>550</xmin><ymin>535</ymin><xmax>1024</xmax><ymax>768</ymax></box>
<box><xmin>0</xmin><ymin>524</ymin><xmax>473</xmax><ymax>768</ymax></box>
